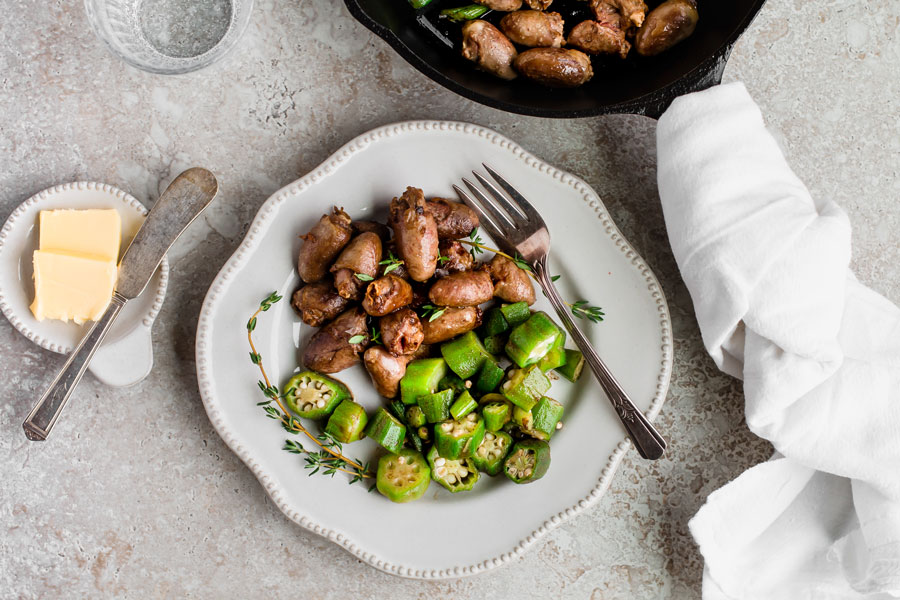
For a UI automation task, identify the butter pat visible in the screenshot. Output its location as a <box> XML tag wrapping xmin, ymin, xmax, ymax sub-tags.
<box><xmin>30</xmin><ymin>208</ymin><xmax>122</xmax><ymax>324</ymax></box>
<box><xmin>30</xmin><ymin>251</ymin><xmax>117</xmax><ymax>324</ymax></box>
<box><xmin>39</xmin><ymin>209</ymin><xmax>121</xmax><ymax>261</ymax></box>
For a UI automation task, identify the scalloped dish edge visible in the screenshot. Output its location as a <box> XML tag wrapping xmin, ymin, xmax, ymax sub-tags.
<box><xmin>195</xmin><ymin>121</ymin><xmax>673</xmax><ymax>579</ymax></box>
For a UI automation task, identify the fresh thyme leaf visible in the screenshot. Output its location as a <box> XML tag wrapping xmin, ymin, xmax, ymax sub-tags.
<box><xmin>551</xmin><ymin>274</ymin><xmax>561</xmax><ymax>282</ymax></box>
<box><xmin>283</xmin><ymin>440</ymin><xmax>305</xmax><ymax>454</ymax></box>
<box><xmin>512</xmin><ymin>253</ymin><xmax>534</xmax><ymax>274</ymax></box>
<box><xmin>370</xmin><ymin>327</ymin><xmax>382</xmax><ymax>345</ymax></box>
<box><xmin>571</xmin><ymin>301</ymin><xmax>605</xmax><ymax>323</ymax></box>
<box><xmin>355</xmin><ymin>273</ymin><xmax>374</xmax><ymax>282</ymax></box>
<box><xmin>247</xmin><ymin>317</ymin><xmax>257</xmax><ymax>331</ymax></box>
<box><xmin>348</xmin><ymin>334</ymin><xmax>366</xmax><ymax>344</ymax></box>
<box><xmin>437</xmin><ymin>254</ymin><xmax>450</xmax><ymax>264</ymax></box>
<box><xmin>467</xmin><ymin>228</ymin><xmax>485</xmax><ymax>259</ymax></box>
<box><xmin>420</xmin><ymin>304</ymin><xmax>447</xmax><ymax>323</ymax></box>
<box><xmin>379</xmin><ymin>252</ymin><xmax>404</xmax><ymax>275</ymax></box>
<box><xmin>249</xmin><ymin>352</ymin><xmax>261</xmax><ymax>365</ymax></box>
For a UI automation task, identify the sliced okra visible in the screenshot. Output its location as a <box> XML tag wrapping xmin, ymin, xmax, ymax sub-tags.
<box><xmin>427</xmin><ymin>446</ymin><xmax>479</xmax><ymax>492</ymax></box>
<box><xmin>324</xmin><ymin>399</ymin><xmax>368</xmax><ymax>443</ymax></box>
<box><xmin>376</xmin><ymin>449</ymin><xmax>431</xmax><ymax>503</ymax></box>
<box><xmin>505</xmin><ymin>311</ymin><xmax>562</xmax><ymax>368</ymax></box>
<box><xmin>438</xmin><ymin>372</ymin><xmax>468</xmax><ymax>396</ymax></box>
<box><xmin>440</xmin><ymin>331</ymin><xmax>488</xmax><ymax>379</ymax></box>
<box><xmin>555</xmin><ymin>349</ymin><xmax>585</xmax><ymax>382</ymax></box>
<box><xmin>483</xmin><ymin>334</ymin><xmax>508</xmax><ymax>356</ymax></box>
<box><xmin>365</xmin><ymin>408</ymin><xmax>407</xmax><ymax>453</ymax></box>
<box><xmin>449</xmin><ymin>390</ymin><xmax>478</xmax><ymax>420</ymax></box>
<box><xmin>504</xmin><ymin>439</ymin><xmax>551</xmax><ymax>484</ymax></box>
<box><xmin>472</xmin><ymin>430</ymin><xmax>513</xmax><ymax>476</ymax></box>
<box><xmin>400</xmin><ymin>358</ymin><xmax>448</xmax><ymax>405</ymax></box>
<box><xmin>531</xmin><ymin>397</ymin><xmax>564</xmax><ymax>440</ymax></box>
<box><xmin>481</xmin><ymin>307</ymin><xmax>510</xmax><ymax>337</ymax></box>
<box><xmin>434</xmin><ymin>413</ymin><xmax>485</xmax><ymax>460</ymax></box>
<box><xmin>283</xmin><ymin>371</ymin><xmax>350</xmax><ymax>420</ymax></box>
<box><xmin>417</xmin><ymin>388</ymin><xmax>455</xmax><ymax>423</ymax></box>
<box><xmin>482</xmin><ymin>401</ymin><xmax>512</xmax><ymax>432</ymax></box>
<box><xmin>475</xmin><ymin>357</ymin><xmax>505</xmax><ymax>394</ymax></box>
<box><xmin>500</xmin><ymin>302</ymin><xmax>530</xmax><ymax>327</ymax></box>
<box><xmin>405</xmin><ymin>405</ymin><xmax>427</xmax><ymax>429</ymax></box>
<box><xmin>539</xmin><ymin>329</ymin><xmax>567</xmax><ymax>372</ymax></box>
<box><xmin>501</xmin><ymin>364</ymin><xmax>551</xmax><ymax>411</ymax></box>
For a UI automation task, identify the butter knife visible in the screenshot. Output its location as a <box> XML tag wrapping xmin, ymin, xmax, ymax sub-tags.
<box><xmin>23</xmin><ymin>168</ymin><xmax>218</xmax><ymax>441</ymax></box>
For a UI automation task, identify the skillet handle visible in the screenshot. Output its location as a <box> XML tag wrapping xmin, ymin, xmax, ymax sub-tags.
<box><xmin>631</xmin><ymin>43</ymin><xmax>735</xmax><ymax>120</ymax></box>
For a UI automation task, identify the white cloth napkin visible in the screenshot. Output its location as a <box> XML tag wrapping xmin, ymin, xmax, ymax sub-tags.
<box><xmin>655</xmin><ymin>82</ymin><xmax>900</xmax><ymax>599</ymax></box>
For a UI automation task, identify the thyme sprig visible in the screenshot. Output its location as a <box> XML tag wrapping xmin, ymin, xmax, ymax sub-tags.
<box><xmin>378</xmin><ymin>252</ymin><xmax>404</xmax><ymax>275</ymax></box>
<box><xmin>247</xmin><ymin>292</ymin><xmax>374</xmax><ymax>484</ymax></box>
<box><xmin>459</xmin><ymin>228</ymin><xmax>605</xmax><ymax>324</ymax></box>
<box><xmin>420</xmin><ymin>304</ymin><xmax>448</xmax><ymax>322</ymax></box>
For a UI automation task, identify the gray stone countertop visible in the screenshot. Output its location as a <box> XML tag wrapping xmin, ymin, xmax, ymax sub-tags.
<box><xmin>1</xmin><ymin>0</ymin><xmax>898</xmax><ymax>597</ymax></box>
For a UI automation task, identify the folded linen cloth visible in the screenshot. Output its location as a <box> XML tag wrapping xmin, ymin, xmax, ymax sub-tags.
<box><xmin>656</xmin><ymin>82</ymin><xmax>900</xmax><ymax>599</ymax></box>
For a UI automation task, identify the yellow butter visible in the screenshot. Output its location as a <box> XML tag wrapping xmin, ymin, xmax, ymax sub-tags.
<box><xmin>30</xmin><ymin>250</ymin><xmax>117</xmax><ymax>324</ymax></box>
<box><xmin>39</xmin><ymin>208</ymin><xmax>121</xmax><ymax>262</ymax></box>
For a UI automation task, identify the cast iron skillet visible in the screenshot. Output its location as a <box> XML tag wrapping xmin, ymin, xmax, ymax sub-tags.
<box><xmin>344</xmin><ymin>0</ymin><xmax>766</xmax><ymax>118</ymax></box>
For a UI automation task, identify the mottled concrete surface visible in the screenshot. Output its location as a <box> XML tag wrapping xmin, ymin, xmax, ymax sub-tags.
<box><xmin>1</xmin><ymin>0</ymin><xmax>897</xmax><ymax>597</ymax></box>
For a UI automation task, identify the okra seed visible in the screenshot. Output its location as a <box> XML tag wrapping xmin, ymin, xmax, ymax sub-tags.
<box><xmin>485</xmin><ymin>432</ymin><xmax>495</xmax><ymax>441</ymax></box>
<box><xmin>467</xmin><ymin>413</ymin><xmax>477</xmax><ymax>422</ymax></box>
<box><xmin>323</xmin><ymin>392</ymin><xmax>332</xmax><ymax>399</ymax></box>
<box><xmin>490</xmin><ymin>450</ymin><xmax>501</xmax><ymax>459</ymax></box>
<box><xmin>299</xmin><ymin>382</ymin><xmax>308</xmax><ymax>389</ymax></box>
<box><xmin>465</xmin><ymin>380</ymin><xmax>472</xmax><ymax>389</ymax></box>
<box><xmin>316</xmin><ymin>399</ymin><xmax>326</xmax><ymax>408</ymax></box>
<box><xmin>435</xmin><ymin>467</ymin><xmax>447</xmax><ymax>477</ymax></box>
<box><xmin>556</xmin><ymin>422</ymin><xmax>563</xmax><ymax>430</ymax></box>
<box><xmin>441</xmin><ymin>423</ymin><xmax>452</xmax><ymax>432</ymax></box>
<box><xmin>434</xmin><ymin>457</ymin><xmax>446</xmax><ymax>466</ymax></box>
<box><xmin>523</xmin><ymin>468</ymin><xmax>533</xmax><ymax>477</ymax></box>
<box><xmin>314</xmin><ymin>381</ymin><xmax>323</xmax><ymax>390</ymax></box>
<box><xmin>447</xmin><ymin>474</ymin><xmax>457</xmax><ymax>484</ymax></box>
<box><xmin>398</xmin><ymin>456</ymin><xmax>406</xmax><ymax>464</ymax></box>
<box><xmin>502</xmin><ymin>381</ymin><xmax>512</xmax><ymax>390</ymax></box>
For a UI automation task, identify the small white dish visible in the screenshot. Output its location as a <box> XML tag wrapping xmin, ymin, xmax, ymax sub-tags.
<box><xmin>0</xmin><ymin>182</ymin><xmax>168</xmax><ymax>387</ymax></box>
<box><xmin>196</xmin><ymin>121</ymin><xmax>673</xmax><ymax>578</ymax></box>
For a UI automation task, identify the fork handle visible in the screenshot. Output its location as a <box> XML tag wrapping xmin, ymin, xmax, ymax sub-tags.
<box><xmin>534</xmin><ymin>259</ymin><xmax>667</xmax><ymax>460</ymax></box>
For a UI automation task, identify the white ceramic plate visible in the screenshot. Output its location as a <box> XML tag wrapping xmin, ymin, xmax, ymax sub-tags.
<box><xmin>0</xmin><ymin>182</ymin><xmax>168</xmax><ymax>387</ymax></box>
<box><xmin>196</xmin><ymin>121</ymin><xmax>672</xmax><ymax>579</ymax></box>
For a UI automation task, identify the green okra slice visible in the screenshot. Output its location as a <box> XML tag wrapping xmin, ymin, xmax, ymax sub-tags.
<box><xmin>539</xmin><ymin>329</ymin><xmax>567</xmax><ymax>372</ymax></box>
<box><xmin>427</xmin><ymin>445</ymin><xmax>479</xmax><ymax>492</ymax></box>
<box><xmin>434</xmin><ymin>413</ymin><xmax>485</xmax><ymax>460</ymax></box>
<box><xmin>555</xmin><ymin>349</ymin><xmax>585</xmax><ymax>382</ymax></box>
<box><xmin>501</xmin><ymin>364</ymin><xmax>551</xmax><ymax>411</ymax></box>
<box><xmin>512</xmin><ymin>405</ymin><xmax>534</xmax><ymax>432</ymax></box>
<box><xmin>365</xmin><ymin>408</ymin><xmax>407</xmax><ymax>453</ymax></box>
<box><xmin>376</xmin><ymin>449</ymin><xmax>431</xmax><ymax>503</ymax></box>
<box><xmin>400</xmin><ymin>358</ymin><xmax>447</xmax><ymax>405</ymax></box>
<box><xmin>441</xmin><ymin>331</ymin><xmax>488</xmax><ymax>379</ymax></box>
<box><xmin>531</xmin><ymin>397</ymin><xmax>564</xmax><ymax>440</ymax></box>
<box><xmin>481</xmin><ymin>308</ymin><xmax>509</xmax><ymax>337</ymax></box>
<box><xmin>504</xmin><ymin>439</ymin><xmax>551</xmax><ymax>484</ymax></box>
<box><xmin>472</xmin><ymin>430</ymin><xmax>513</xmax><ymax>476</ymax></box>
<box><xmin>324</xmin><ymin>399</ymin><xmax>368</xmax><ymax>443</ymax></box>
<box><xmin>417</xmin><ymin>388</ymin><xmax>455</xmax><ymax>423</ymax></box>
<box><xmin>283</xmin><ymin>371</ymin><xmax>350</xmax><ymax>420</ymax></box>
<box><xmin>505</xmin><ymin>311</ymin><xmax>563</xmax><ymax>368</ymax></box>
<box><xmin>500</xmin><ymin>302</ymin><xmax>531</xmax><ymax>327</ymax></box>
<box><xmin>475</xmin><ymin>356</ymin><xmax>505</xmax><ymax>393</ymax></box>
<box><xmin>482</xmin><ymin>401</ymin><xmax>512</xmax><ymax>432</ymax></box>
<box><xmin>405</xmin><ymin>405</ymin><xmax>427</xmax><ymax>429</ymax></box>
<box><xmin>483</xmin><ymin>334</ymin><xmax>508</xmax><ymax>356</ymax></box>
<box><xmin>450</xmin><ymin>390</ymin><xmax>478</xmax><ymax>420</ymax></box>
<box><xmin>438</xmin><ymin>372</ymin><xmax>468</xmax><ymax>396</ymax></box>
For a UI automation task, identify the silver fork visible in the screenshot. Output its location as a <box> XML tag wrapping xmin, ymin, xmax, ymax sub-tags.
<box><xmin>454</xmin><ymin>165</ymin><xmax>667</xmax><ymax>460</ymax></box>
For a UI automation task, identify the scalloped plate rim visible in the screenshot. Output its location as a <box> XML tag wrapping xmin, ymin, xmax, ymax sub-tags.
<box><xmin>195</xmin><ymin>120</ymin><xmax>673</xmax><ymax>579</ymax></box>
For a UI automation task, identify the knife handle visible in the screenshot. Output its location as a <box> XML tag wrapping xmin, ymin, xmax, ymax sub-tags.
<box><xmin>23</xmin><ymin>293</ymin><xmax>127</xmax><ymax>441</ymax></box>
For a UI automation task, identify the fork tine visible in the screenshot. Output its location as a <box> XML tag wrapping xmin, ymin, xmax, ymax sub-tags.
<box><xmin>472</xmin><ymin>170</ymin><xmax>527</xmax><ymax>222</ymax></box>
<box><xmin>462</xmin><ymin>177</ymin><xmax>517</xmax><ymax>232</ymax></box>
<box><xmin>452</xmin><ymin>184</ymin><xmax>510</xmax><ymax>246</ymax></box>
<box><xmin>482</xmin><ymin>163</ymin><xmax>543</xmax><ymax>225</ymax></box>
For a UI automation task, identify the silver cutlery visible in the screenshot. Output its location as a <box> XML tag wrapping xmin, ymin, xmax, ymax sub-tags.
<box><xmin>23</xmin><ymin>168</ymin><xmax>219</xmax><ymax>441</ymax></box>
<box><xmin>454</xmin><ymin>165</ymin><xmax>667</xmax><ymax>460</ymax></box>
